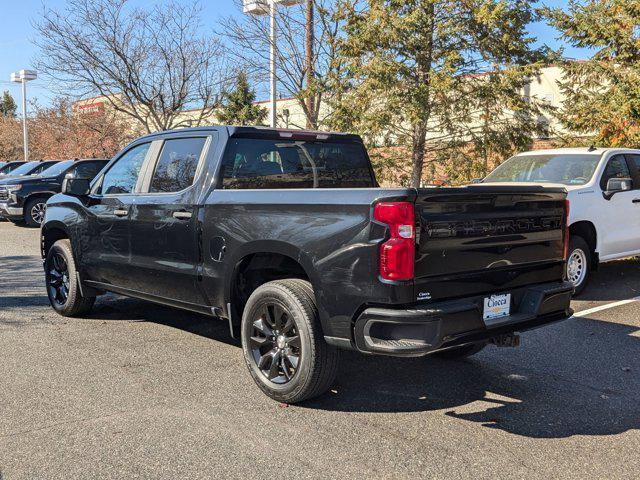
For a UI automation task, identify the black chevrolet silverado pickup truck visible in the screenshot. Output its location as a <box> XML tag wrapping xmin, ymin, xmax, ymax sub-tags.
<box><xmin>41</xmin><ymin>127</ymin><xmax>573</xmax><ymax>403</ymax></box>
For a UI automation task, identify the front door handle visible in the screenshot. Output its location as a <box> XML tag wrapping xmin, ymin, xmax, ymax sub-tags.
<box><xmin>113</xmin><ymin>209</ymin><xmax>129</xmax><ymax>217</ymax></box>
<box><xmin>172</xmin><ymin>211</ymin><xmax>192</xmax><ymax>220</ymax></box>
<box><xmin>633</xmin><ymin>198</ymin><xmax>640</xmax><ymax>204</ymax></box>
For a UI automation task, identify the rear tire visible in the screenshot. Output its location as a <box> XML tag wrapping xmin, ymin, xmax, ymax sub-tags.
<box><xmin>241</xmin><ymin>279</ymin><xmax>339</xmax><ymax>403</ymax></box>
<box><xmin>24</xmin><ymin>197</ymin><xmax>47</xmax><ymax>227</ymax></box>
<box><xmin>567</xmin><ymin>235</ymin><xmax>591</xmax><ymax>296</ymax></box>
<box><xmin>45</xmin><ymin>239</ymin><xmax>95</xmax><ymax>317</ymax></box>
<box><xmin>432</xmin><ymin>342</ymin><xmax>486</xmax><ymax>359</ymax></box>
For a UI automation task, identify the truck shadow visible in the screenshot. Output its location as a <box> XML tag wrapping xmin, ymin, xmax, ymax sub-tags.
<box><xmin>303</xmin><ymin>315</ymin><xmax>640</xmax><ymax>439</ymax></box>
<box><xmin>577</xmin><ymin>257</ymin><xmax>640</xmax><ymax>302</ymax></box>
<box><xmin>2</xmin><ymin>255</ymin><xmax>639</xmax><ymax>439</ymax></box>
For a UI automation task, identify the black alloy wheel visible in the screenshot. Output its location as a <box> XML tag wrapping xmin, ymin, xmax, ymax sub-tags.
<box><xmin>44</xmin><ymin>239</ymin><xmax>95</xmax><ymax>317</ymax></box>
<box><xmin>249</xmin><ymin>303</ymin><xmax>301</xmax><ymax>384</ymax></box>
<box><xmin>47</xmin><ymin>251</ymin><xmax>70</xmax><ymax>306</ymax></box>
<box><xmin>241</xmin><ymin>279</ymin><xmax>339</xmax><ymax>403</ymax></box>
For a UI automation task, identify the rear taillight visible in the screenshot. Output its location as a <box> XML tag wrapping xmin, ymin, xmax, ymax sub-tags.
<box><xmin>563</xmin><ymin>199</ymin><xmax>570</xmax><ymax>260</ymax></box>
<box><xmin>374</xmin><ymin>201</ymin><xmax>415</xmax><ymax>281</ymax></box>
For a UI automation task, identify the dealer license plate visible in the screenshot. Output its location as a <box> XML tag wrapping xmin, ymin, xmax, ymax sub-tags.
<box><xmin>483</xmin><ymin>294</ymin><xmax>511</xmax><ymax>321</ymax></box>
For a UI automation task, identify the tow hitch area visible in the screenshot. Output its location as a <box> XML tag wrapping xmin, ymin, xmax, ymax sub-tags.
<box><xmin>491</xmin><ymin>333</ymin><xmax>521</xmax><ymax>348</ymax></box>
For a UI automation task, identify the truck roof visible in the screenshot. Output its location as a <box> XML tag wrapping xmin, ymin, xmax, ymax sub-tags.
<box><xmin>517</xmin><ymin>147</ymin><xmax>640</xmax><ymax>157</ymax></box>
<box><xmin>135</xmin><ymin>126</ymin><xmax>363</xmax><ymax>143</ymax></box>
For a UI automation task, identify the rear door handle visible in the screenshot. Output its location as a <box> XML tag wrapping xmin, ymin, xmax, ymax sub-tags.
<box><xmin>172</xmin><ymin>211</ymin><xmax>193</xmax><ymax>220</ymax></box>
<box><xmin>113</xmin><ymin>209</ymin><xmax>129</xmax><ymax>217</ymax></box>
<box><xmin>633</xmin><ymin>198</ymin><xmax>640</xmax><ymax>203</ymax></box>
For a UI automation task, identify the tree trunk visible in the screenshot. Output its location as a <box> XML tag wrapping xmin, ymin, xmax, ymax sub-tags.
<box><xmin>411</xmin><ymin>123</ymin><xmax>427</xmax><ymax>187</ymax></box>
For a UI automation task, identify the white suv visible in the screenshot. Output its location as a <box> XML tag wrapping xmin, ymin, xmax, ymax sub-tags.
<box><xmin>480</xmin><ymin>148</ymin><xmax>640</xmax><ymax>294</ymax></box>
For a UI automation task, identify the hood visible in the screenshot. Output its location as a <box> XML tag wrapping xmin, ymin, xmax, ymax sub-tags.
<box><xmin>0</xmin><ymin>174</ymin><xmax>45</xmax><ymax>186</ymax></box>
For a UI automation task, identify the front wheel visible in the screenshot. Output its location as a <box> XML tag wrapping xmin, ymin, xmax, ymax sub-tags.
<box><xmin>45</xmin><ymin>239</ymin><xmax>95</xmax><ymax>317</ymax></box>
<box><xmin>241</xmin><ymin>279</ymin><xmax>339</xmax><ymax>404</ymax></box>
<box><xmin>567</xmin><ymin>236</ymin><xmax>591</xmax><ymax>296</ymax></box>
<box><xmin>24</xmin><ymin>197</ymin><xmax>47</xmax><ymax>227</ymax></box>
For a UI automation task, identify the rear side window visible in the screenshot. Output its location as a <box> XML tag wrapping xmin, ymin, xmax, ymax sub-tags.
<box><xmin>220</xmin><ymin>138</ymin><xmax>375</xmax><ymax>189</ymax></box>
<box><xmin>99</xmin><ymin>143</ymin><xmax>150</xmax><ymax>195</ymax></box>
<box><xmin>149</xmin><ymin>138</ymin><xmax>206</xmax><ymax>193</ymax></box>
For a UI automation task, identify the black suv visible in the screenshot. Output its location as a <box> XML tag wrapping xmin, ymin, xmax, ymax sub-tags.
<box><xmin>0</xmin><ymin>159</ymin><xmax>107</xmax><ymax>226</ymax></box>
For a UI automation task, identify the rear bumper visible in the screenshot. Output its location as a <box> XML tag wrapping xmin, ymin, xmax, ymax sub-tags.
<box><xmin>0</xmin><ymin>201</ymin><xmax>23</xmax><ymax>218</ymax></box>
<box><xmin>353</xmin><ymin>281</ymin><xmax>574</xmax><ymax>356</ymax></box>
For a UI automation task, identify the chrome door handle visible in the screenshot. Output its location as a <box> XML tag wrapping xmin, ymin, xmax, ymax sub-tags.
<box><xmin>113</xmin><ymin>209</ymin><xmax>129</xmax><ymax>217</ymax></box>
<box><xmin>172</xmin><ymin>211</ymin><xmax>192</xmax><ymax>220</ymax></box>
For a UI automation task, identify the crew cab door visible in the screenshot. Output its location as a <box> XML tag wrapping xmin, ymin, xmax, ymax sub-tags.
<box><xmin>126</xmin><ymin>136</ymin><xmax>211</xmax><ymax>306</ymax></box>
<box><xmin>597</xmin><ymin>155</ymin><xmax>640</xmax><ymax>259</ymax></box>
<box><xmin>81</xmin><ymin>142</ymin><xmax>153</xmax><ymax>288</ymax></box>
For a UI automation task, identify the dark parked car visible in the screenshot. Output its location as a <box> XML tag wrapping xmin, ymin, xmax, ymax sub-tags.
<box><xmin>41</xmin><ymin>127</ymin><xmax>573</xmax><ymax>403</ymax></box>
<box><xmin>0</xmin><ymin>159</ymin><xmax>107</xmax><ymax>226</ymax></box>
<box><xmin>0</xmin><ymin>161</ymin><xmax>26</xmax><ymax>177</ymax></box>
<box><xmin>0</xmin><ymin>160</ymin><xmax>59</xmax><ymax>181</ymax></box>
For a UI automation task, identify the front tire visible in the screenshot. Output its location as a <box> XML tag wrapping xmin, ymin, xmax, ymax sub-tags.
<box><xmin>241</xmin><ymin>279</ymin><xmax>339</xmax><ymax>403</ymax></box>
<box><xmin>45</xmin><ymin>239</ymin><xmax>95</xmax><ymax>317</ymax></box>
<box><xmin>24</xmin><ymin>197</ymin><xmax>47</xmax><ymax>227</ymax></box>
<box><xmin>567</xmin><ymin>235</ymin><xmax>591</xmax><ymax>296</ymax></box>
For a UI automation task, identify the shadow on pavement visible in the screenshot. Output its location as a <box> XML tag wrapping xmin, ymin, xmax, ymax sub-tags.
<box><xmin>578</xmin><ymin>258</ymin><xmax>640</xmax><ymax>302</ymax></box>
<box><xmin>302</xmin><ymin>315</ymin><xmax>640</xmax><ymax>439</ymax></box>
<box><xmin>2</xmin><ymin>254</ymin><xmax>639</xmax><ymax>439</ymax></box>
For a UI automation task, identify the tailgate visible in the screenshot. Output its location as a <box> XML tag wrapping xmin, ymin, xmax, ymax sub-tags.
<box><xmin>413</xmin><ymin>186</ymin><xmax>567</xmax><ymax>301</ymax></box>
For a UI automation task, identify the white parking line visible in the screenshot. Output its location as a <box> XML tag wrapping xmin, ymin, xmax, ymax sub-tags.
<box><xmin>573</xmin><ymin>296</ymin><xmax>640</xmax><ymax>318</ymax></box>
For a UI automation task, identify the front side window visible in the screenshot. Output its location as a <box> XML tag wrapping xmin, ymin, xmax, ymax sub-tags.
<box><xmin>484</xmin><ymin>154</ymin><xmax>601</xmax><ymax>185</ymax></box>
<box><xmin>7</xmin><ymin>161</ymin><xmax>39</xmax><ymax>176</ymax></box>
<box><xmin>30</xmin><ymin>162</ymin><xmax>59</xmax><ymax>175</ymax></box>
<box><xmin>39</xmin><ymin>160</ymin><xmax>74</xmax><ymax>178</ymax></box>
<box><xmin>69</xmin><ymin>161</ymin><xmax>107</xmax><ymax>180</ymax></box>
<box><xmin>220</xmin><ymin>138</ymin><xmax>375</xmax><ymax>189</ymax></box>
<box><xmin>600</xmin><ymin>156</ymin><xmax>632</xmax><ymax>191</ymax></box>
<box><xmin>149</xmin><ymin>138</ymin><xmax>206</xmax><ymax>193</ymax></box>
<box><xmin>99</xmin><ymin>143</ymin><xmax>150</xmax><ymax>195</ymax></box>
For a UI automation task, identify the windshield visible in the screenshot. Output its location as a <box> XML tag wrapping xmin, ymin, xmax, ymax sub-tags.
<box><xmin>39</xmin><ymin>160</ymin><xmax>74</xmax><ymax>178</ymax></box>
<box><xmin>484</xmin><ymin>154</ymin><xmax>601</xmax><ymax>185</ymax></box>
<box><xmin>4</xmin><ymin>161</ymin><xmax>38</xmax><ymax>176</ymax></box>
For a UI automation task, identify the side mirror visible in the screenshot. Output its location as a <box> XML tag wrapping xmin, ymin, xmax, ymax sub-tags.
<box><xmin>62</xmin><ymin>175</ymin><xmax>91</xmax><ymax>196</ymax></box>
<box><xmin>605</xmin><ymin>177</ymin><xmax>632</xmax><ymax>198</ymax></box>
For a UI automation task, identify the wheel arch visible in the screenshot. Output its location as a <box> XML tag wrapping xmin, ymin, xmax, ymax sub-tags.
<box><xmin>226</xmin><ymin>241</ymin><xmax>319</xmax><ymax>325</ymax></box>
<box><xmin>569</xmin><ymin>220</ymin><xmax>598</xmax><ymax>266</ymax></box>
<box><xmin>41</xmin><ymin>222</ymin><xmax>70</xmax><ymax>259</ymax></box>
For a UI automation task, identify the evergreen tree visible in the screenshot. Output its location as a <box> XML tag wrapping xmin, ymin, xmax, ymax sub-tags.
<box><xmin>217</xmin><ymin>71</ymin><xmax>268</xmax><ymax>126</ymax></box>
<box><xmin>0</xmin><ymin>91</ymin><xmax>17</xmax><ymax>118</ymax></box>
<box><xmin>545</xmin><ymin>0</ymin><xmax>640</xmax><ymax>147</ymax></box>
<box><xmin>330</xmin><ymin>0</ymin><xmax>550</xmax><ymax>186</ymax></box>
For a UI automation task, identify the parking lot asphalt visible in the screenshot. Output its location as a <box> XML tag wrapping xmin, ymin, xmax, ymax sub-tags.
<box><xmin>0</xmin><ymin>221</ymin><xmax>639</xmax><ymax>480</ymax></box>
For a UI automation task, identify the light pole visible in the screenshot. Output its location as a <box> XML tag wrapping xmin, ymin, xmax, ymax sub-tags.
<box><xmin>243</xmin><ymin>0</ymin><xmax>302</xmax><ymax>128</ymax></box>
<box><xmin>10</xmin><ymin>69</ymin><xmax>37</xmax><ymax>162</ymax></box>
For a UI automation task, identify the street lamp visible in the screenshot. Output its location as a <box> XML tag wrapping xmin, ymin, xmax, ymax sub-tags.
<box><xmin>243</xmin><ymin>0</ymin><xmax>302</xmax><ymax>128</ymax></box>
<box><xmin>10</xmin><ymin>69</ymin><xmax>37</xmax><ymax>162</ymax></box>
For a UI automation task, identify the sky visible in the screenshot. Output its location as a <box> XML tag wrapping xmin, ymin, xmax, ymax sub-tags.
<box><xmin>0</xmin><ymin>0</ymin><xmax>588</xmax><ymax>107</ymax></box>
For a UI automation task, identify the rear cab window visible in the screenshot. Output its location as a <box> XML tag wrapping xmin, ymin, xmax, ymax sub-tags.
<box><xmin>220</xmin><ymin>138</ymin><xmax>376</xmax><ymax>189</ymax></box>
